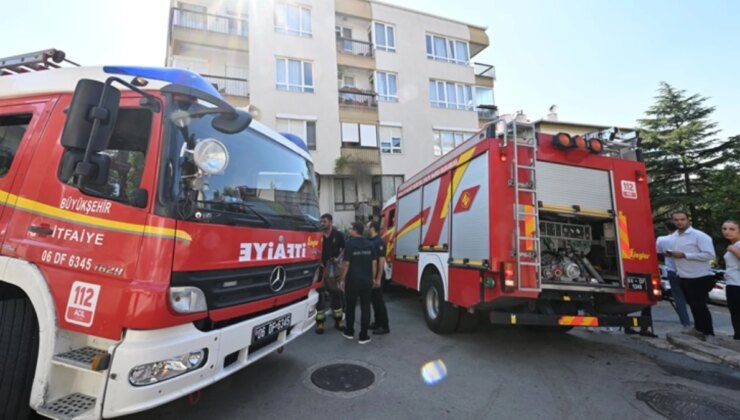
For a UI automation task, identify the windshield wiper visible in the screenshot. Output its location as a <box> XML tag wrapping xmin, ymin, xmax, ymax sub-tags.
<box><xmin>190</xmin><ymin>200</ymin><xmax>272</xmax><ymax>227</ymax></box>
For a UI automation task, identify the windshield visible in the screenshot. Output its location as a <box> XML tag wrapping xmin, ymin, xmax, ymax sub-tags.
<box><xmin>169</xmin><ymin>98</ymin><xmax>320</xmax><ymax>231</ymax></box>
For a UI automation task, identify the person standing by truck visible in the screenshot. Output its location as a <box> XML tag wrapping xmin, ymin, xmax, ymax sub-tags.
<box><xmin>367</xmin><ymin>220</ymin><xmax>390</xmax><ymax>335</ymax></box>
<box><xmin>667</xmin><ymin>211</ymin><xmax>716</xmax><ymax>339</ymax></box>
<box><xmin>657</xmin><ymin>221</ymin><xmax>692</xmax><ymax>329</ymax></box>
<box><xmin>340</xmin><ymin>222</ymin><xmax>377</xmax><ymax>344</ymax></box>
<box><xmin>721</xmin><ymin>219</ymin><xmax>740</xmax><ymax>340</ymax></box>
<box><xmin>316</xmin><ymin>213</ymin><xmax>345</xmax><ymax>334</ymax></box>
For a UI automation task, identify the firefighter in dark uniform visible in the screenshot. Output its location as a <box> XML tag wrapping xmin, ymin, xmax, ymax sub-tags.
<box><xmin>316</xmin><ymin>213</ymin><xmax>345</xmax><ymax>334</ymax></box>
<box><xmin>340</xmin><ymin>222</ymin><xmax>377</xmax><ymax>344</ymax></box>
<box><xmin>367</xmin><ymin>220</ymin><xmax>390</xmax><ymax>334</ymax></box>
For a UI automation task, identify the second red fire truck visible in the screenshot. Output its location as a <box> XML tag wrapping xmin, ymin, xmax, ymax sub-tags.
<box><xmin>381</xmin><ymin>119</ymin><xmax>661</xmax><ymax>333</ymax></box>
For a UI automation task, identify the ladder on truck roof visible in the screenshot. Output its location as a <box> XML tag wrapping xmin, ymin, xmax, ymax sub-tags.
<box><xmin>0</xmin><ymin>49</ymin><xmax>78</xmax><ymax>76</ymax></box>
<box><xmin>504</xmin><ymin>120</ymin><xmax>541</xmax><ymax>291</ymax></box>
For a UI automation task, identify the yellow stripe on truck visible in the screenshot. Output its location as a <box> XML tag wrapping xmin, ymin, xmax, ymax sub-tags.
<box><xmin>1</xmin><ymin>191</ymin><xmax>191</xmax><ymax>242</ymax></box>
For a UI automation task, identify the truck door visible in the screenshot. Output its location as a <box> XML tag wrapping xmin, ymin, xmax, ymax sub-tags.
<box><xmin>0</xmin><ymin>99</ymin><xmax>52</xmax><ymax>248</ymax></box>
<box><xmin>3</xmin><ymin>95</ymin><xmax>162</xmax><ymax>336</ymax></box>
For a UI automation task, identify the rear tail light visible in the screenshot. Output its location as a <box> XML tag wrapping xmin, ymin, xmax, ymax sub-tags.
<box><xmin>501</xmin><ymin>262</ymin><xmax>516</xmax><ymax>292</ymax></box>
<box><xmin>649</xmin><ymin>274</ymin><xmax>662</xmax><ymax>301</ymax></box>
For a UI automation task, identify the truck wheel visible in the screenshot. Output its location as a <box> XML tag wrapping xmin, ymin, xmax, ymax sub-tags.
<box><xmin>457</xmin><ymin>309</ymin><xmax>479</xmax><ymax>333</ymax></box>
<box><xmin>0</xmin><ymin>295</ymin><xmax>39</xmax><ymax>420</ymax></box>
<box><xmin>422</xmin><ymin>274</ymin><xmax>459</xmax><ymax>334</ymax></box>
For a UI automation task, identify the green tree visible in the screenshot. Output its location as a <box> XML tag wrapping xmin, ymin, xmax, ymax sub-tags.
<box><xmin>638</xmin><ymin>83</ymin><xmax>740</xmax><ymax>231</ymax></box>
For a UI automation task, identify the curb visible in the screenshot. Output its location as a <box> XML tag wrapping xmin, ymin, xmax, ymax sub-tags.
<box><xmin>666</xmin><ymin>333</ymin><xmax>740</xmax><ymax>369</ymax></box>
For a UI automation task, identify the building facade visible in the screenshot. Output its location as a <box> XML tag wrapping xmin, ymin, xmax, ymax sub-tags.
<box><xmin>165</xmin><ymin>0</ymin><xmax>495</xmax><ymax>227</ymax></box>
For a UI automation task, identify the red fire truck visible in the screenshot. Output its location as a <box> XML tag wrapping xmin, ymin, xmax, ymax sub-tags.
<box><xmin>381</xmin><ymin>118</ymin><xmax>661</xmax><ymax>334</ymax></box>
<box><xmin>0</xmin><ymin>50</ymin><xmax>322</xmax><ymax>419</ymax></box>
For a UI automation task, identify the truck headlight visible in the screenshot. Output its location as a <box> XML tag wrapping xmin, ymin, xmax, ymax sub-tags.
<box><xmin>169</xmin><ymin>286</ymin><xmax>208</xmax><ymax>314</ymax></box>
<box><xmin>129</xmin><ymin>349</ymin><xmax>208</xmax><ymax>386</ymax></box>
<box><xmin>193</xmin><ymin>138</ymin><xmax>229</xmax><ymax>175</ymax></box>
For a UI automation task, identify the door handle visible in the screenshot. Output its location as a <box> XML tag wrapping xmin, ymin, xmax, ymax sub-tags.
<box><xmin>28</xmin><ymin>225</ymin><xmax>53</xmax><ymax>236</ymax></box>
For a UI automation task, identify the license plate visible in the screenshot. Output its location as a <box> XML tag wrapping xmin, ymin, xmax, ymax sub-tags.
<box><xmin>627</xmin><ymin>276</ymin><xmax>646</xmax><ymax>291</ymax></box>
<box><xmin>252</xmin><ymin>314</ymin><xmax>292</xmax><ymax>343</ymax></box>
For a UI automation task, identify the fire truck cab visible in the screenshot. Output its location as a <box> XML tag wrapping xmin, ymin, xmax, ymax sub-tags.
<box><xmin>0</xmin><ymin>50</ymin><xmax>322</xmax><ymax>419</ymax></box>
<box><xmin>381</xmin><ymin>119</ymin><xmax>661</xmax><ymax>334</ymax></box>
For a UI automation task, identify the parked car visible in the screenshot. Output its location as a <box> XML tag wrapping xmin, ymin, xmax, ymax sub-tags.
<box><xmin>659</xmin><ymin>264</ymin><xmax>672</xmax><ymax>300</ymax></box>
<box><xmin>709</xmin><ymin>269</ymin><xmax>727</xmax><ymax>305</ymax></box>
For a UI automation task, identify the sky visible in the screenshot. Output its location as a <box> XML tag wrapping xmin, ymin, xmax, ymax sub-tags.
<box><xmin>1</xmin><ymin>0</ymin><xmax>738</xmax><ymax>137</ymax></box>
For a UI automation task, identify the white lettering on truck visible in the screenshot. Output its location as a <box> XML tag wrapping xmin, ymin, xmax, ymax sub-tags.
<box><xmin>239</xmin><ymin>242</ymin><xmax>307</xmax><ymax>262</ymax></box>
<box><xmin>52</xmin><ymin>226</ymin><xmax>105</xmax><ymax>246</ymax></box>
<box><xmin>60</xmin><ymin>197</ymin><xmax>112</xmax><ymax>214</ymax></box>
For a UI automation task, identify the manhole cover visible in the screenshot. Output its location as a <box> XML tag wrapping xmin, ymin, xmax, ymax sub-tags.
<box><xmin>310</xmin><ymin>363</ymin><xmax>375</xmax><ymax>392</ymax></box>
<box><xmin>637</xmin><ymin>390</ymin><xmax>740</xmax><ymax>419</ymax></box>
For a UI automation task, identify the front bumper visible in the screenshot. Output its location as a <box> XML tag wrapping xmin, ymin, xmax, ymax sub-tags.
<box><xmin>102</xmin><ymin>289</ymin><xmax>318</xmax><ymax>418</ymax></box>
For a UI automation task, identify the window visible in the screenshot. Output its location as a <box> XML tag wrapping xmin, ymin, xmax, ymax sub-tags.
<box><xmin>275</xmin><ymin>2</ymin><xmax>311</xmax><ymax>36</ymax></box>
<box><xmin>374</xmin><ymin>71</ymin><xmax>398</xmax><ymax>102</ymax></box>
<box><xmin>379</xmin><ymin>126</ymin><xmax>402</xmax><ymax>154</ymax></box>
<box><xmin>276</xmin><ymin>118</ymin><xmax>316</xmax><ymax>150</ymax></box>
<box><xmin>336</xmin><ymin>26</ymin><xmax>353</xmax><ymax>52</ymax></box>
<box><xmin>429</xmin><ymin>80</ymin><xmax>474</xmax><ymax>110</ymax></box>
<box><xmin>475</xmin><ymin>86</ymin><xmax>494</xmax><ymax>106</ymax></box>
<box><xmin>0</xmin><ymin>113</ymin><xmax>31</xmax><ymax>177</ymax></box>
<box><xmin>372</xmin><ymin>175</ymin><xmax>404</xmax><ymax>204</ymax></box>
<box><xmin>433</xmin><ymin>130</ymin><xmax>472</xmax><ymax>156</ymax></box>
<box><xmin>425</xmin><ymin>34</ymin><xmax>469</xmax><ymax>64</ymax></box>
<box><xmin>373</xmin><ymin>22</ymin><xmax>396</xmax><ymax>52</ymax></box>
<box><xmin>341</xmin><ymin>123</ymin><xmax>378</xmax><ymax>147</ymax></box>
<box><xmin>276</xmin><ymin>58</ymin><xmax>314</xmax><ymax>92</ymax></box>
<box><xmin>334</xmin><ymin>178</ymin><xmax>357</xmax><ymax>211</ymax></box>
<box><xmin>87</xmin><ymin>109</ymin><xmax>152</xmax><ymax>204</ymax></box>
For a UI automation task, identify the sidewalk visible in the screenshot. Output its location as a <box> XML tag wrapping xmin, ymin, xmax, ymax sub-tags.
<box><xmin>645</xmin><ymin>300</ymin><xmax>740</xmax><ymax>368</ymax></box>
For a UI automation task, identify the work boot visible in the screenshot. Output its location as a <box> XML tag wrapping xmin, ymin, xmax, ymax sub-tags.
<box><xmin>315</xmin><ymin>322</ymin><xmax>325</xmax><ymax>334</ymax></box>
<box><xmin>334</xmin><ymin>317</ymin><xmax>346</xmax><ymax>331</ymax></box>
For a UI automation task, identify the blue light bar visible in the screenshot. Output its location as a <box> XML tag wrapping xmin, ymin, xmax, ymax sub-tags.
<box><xmin>280</xmin><ymin>132</ymin><xmax>310</xmax><ymax>152</ymax></box>
<box><xmin>103</xmin><ymin>66</ymin><xmax>222</xmax><ymax>98</ymax></box>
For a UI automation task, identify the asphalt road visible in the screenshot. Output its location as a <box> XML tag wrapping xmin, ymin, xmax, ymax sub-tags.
<box><xmin>125</xmin><ymin>288</ymin><xmax>740</xmax><ymax>420</ymax></box>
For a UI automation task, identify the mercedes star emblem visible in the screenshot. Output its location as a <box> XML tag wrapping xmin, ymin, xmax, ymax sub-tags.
<box><xmin>269</xmin><ymin>266</ymin><xmax>287</xmax><ymax>292</ymax></box>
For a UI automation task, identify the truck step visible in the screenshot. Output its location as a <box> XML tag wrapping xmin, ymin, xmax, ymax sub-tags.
<box><xmin>37</xmin><ymin>393</ymin><xmax>96</xmax><ymax>420</ymax></box>
<box><xmin>53</xmin><ymin>346</ymin><xmax>110</xmax><ymax>371</ymax></box>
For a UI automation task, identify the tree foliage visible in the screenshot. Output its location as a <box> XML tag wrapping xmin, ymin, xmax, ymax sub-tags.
<box><xmin>639</xmin><ymin>83</ymin><xmax>740</xmax><ymax>241</ymax></box>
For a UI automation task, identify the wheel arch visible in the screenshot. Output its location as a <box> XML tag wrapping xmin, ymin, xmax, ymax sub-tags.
<box><xmin>418</xmin><ymin>253</ymin><xmax>447</xmax><ymax>300</ymax></box>
<box><xmin>0</xmin><ymin>257</ymin><xmax>57</xmax><ymax>409</ymax></box>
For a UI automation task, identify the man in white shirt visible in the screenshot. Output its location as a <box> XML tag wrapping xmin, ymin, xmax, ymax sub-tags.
<box><xmin>666</xmin><ymin>211</ymin><xmax>716</xmax><ymax>338</ymax></box>
<box><xmin>656</xmin><ymin>222</ymin><xmax>691</xmax><ymax>328</ymax></box>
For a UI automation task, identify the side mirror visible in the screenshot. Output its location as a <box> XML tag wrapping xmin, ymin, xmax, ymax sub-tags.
<box><xmin>60</xmin><ymin>79</ymin><xmax>120</xmax><ymax>152</ymax></box>
<box><xmin>212</xmin><ymin>110</ymin><xmax>252</xmax><ymax>134</ymax></box>
<box><xmin>59</xmin><ymin>150</ymin><xmax>111</xmax><ymax>186</ymax></box>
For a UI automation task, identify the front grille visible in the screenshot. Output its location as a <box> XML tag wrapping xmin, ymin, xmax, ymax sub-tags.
<box><xmin>172</xmin><ymin>262</ymin><xmax>318</xmax><ymax>309</ymax></box>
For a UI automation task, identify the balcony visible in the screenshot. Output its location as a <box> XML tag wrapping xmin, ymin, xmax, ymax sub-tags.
<box><xmin>202</xmin><ymin>74</ymin><xmax>249</xmax><ymax>97</ymax></box>
<box><xmin>477</xmin><ymin>104</ymin><xmax>498</xmax><ymax>120</ymax></box>
<box><xmin>170</xmin><ymin>8</ymin><xmax>249</xmax><ymax>51</ymax></box>
<box><xmin>337</xmin><ymin>146</ymin><xmax>382</xmax><ymax>176</ymax></box>
<box><xmin>339</xmin><ymin>88</ymin><xmax>377</xmax><ymax>108</ymax></box>
<box><xmin>337</xmin><ymin>38</ymin><xmax>373</xmax><ymax>57</ymax></box>
<box><xmin>474</xmin><ymin>62</ymin><xmax>495</xmax><ymax>87</ymax></box>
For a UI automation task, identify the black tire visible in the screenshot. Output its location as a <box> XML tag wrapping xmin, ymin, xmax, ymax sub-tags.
<box><xmin>422</xmin><ymin>274</ymin><xmax>459</xmax><ymax>334</ymax></box>
<box><xmin>456</xmin><ymin>309</ymin><xmax>479</xmax><ymax>332</ymax></box>
<box><xmin>0</xmin><ymin>294</ymin><xmax>39</xmax><ymax>420</ymax></box>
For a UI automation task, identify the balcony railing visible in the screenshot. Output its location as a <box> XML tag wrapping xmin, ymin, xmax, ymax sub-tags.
<box><xmin>339</xmin><ymin>89</ymin><xmax>377</xmax><ymax>108</ymax></box>
<box><xmin>336</xmin><ymin>37</ymin><xmax>373</xmax><ymax>57</ymax></box>
<box><xmin>474</xmin><ymin>62</ymin><xmax>496</xmax><ymax>79</ymax></box>
<box><xmin>172</xmin><ymin>8</ymin><xmax>248</xmax><ymax>37</ymax></box>
<box><xmin>203</xmin><ymin>74</ymin><xmax>249</xmax><ymax>97</ymax></box>
<box><xmin>477</xmin><ymin>105</ymin><xmax>498</xmax><ymax>120</ymax></box>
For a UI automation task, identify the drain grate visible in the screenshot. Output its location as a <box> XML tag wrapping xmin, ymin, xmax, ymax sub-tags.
<box><xmin>637</xmin><ymin>389</ymin><xmax>740</xmax><ymax>419</ymax></box>
<box><xmin>38</xmin><ymin>393</ymin><xmax>96</xmax><ymax>420</ymax></box>
<box><xmin>311</xmin><ymin>363</ymin><xmax>375</xmax><ymax>392</ymax></box>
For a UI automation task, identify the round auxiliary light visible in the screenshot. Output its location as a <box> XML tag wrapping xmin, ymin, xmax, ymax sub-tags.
<box><xmin>193</xmin><ymin>138</ymin><xmax>229</xmax><ymax>175</ymax></box>
<box><xmin>573</xmin><ymin>135</ymin><xmax>587</xmax><ymax>150</ymax></box>
<box><xmin>553</xmin><ymin>132</ymin><xmax>573</xmax><ymax>149</ymax></box>
<box><xmin>588</xmin><ymin>138</ymin><xmax>604</xmax><ymax>153</ymax></box>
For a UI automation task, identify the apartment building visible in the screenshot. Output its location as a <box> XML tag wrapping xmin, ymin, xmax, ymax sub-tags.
<box><xmin>165</xmin><ymin>0</ymin><xmax>496</xmax><ymax>226</ymax></box>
